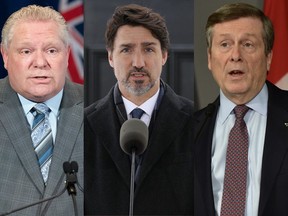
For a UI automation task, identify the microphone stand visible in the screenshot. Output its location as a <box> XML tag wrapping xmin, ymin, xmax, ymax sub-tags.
<box><xmin>129</xmin><ymin>148</ymin><xmax>136</xmax><ymax>216</ymax></box>
<box><xmin>0</xmin><ymin>187</ymin><xmax>66</xmax><ymax>216</ymax></box>
<box><xmin>66</xmin><ymin>171</ymin><xmax>78</xmax><ymax>216</ymax></box>
<box><xmin>71</xmin><ymin>195</ymin><xmax>78</xmax><ymax>216</ymax></box>
<box><xmin>0</xmin><ymin>161</ymin><xmax>81</xmax><ymax>216</ymax></box>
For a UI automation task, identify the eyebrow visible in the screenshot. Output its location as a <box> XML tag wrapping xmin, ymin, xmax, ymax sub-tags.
<box><xmin>119</xmin><ymin>41</ymin><xmax>158</xmax><ymax>48</ymax></box>
<box><xmin>217</xmin><ymin>33</ymin><xmax>258</xmax><ymax>38</ymax></box>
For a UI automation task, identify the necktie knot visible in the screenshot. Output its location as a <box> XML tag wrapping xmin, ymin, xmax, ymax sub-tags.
<box><xmin>131</xmin><ymin>108</ymin><xmax>145</xmax><ymax>119</ymax></box>
<box><xmin>32</xmin><ymin>103</ymin><xmax>50</xmax><ymax>116</ymax></box>
<box><xmin>234</xmin><ymin>105</ymin><xmax>249</xmax><ymax>120</ymax></box>
<box><xmin>31</xmin><ymin>103</ymin><xmax>51</xmax><ymax>129</ymax></box>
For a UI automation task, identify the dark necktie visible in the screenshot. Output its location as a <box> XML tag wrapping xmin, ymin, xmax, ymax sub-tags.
<box><xmin>131</xmin><ymin>108</ymin><xmax>145</xmax><ymax>119</ymax></box>
<box><xmin>130</xmin><ymin>108</ymin><xmax>145</xmax><ymax>182</ymax></box>
<box><xmin>221</xmin><ymin>105</ymin><xmax>249</xmax><ymax>216</ymax></box>
<box><xmin>31</xmin><ymin>103</ymin><xmax>53</xmax><ymax>184</ymax></box>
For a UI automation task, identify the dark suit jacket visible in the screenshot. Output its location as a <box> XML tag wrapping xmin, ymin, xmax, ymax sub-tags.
<box><xmin>194</xmin><ymin>81</ymin><xmax>288</xmax><ymax>216</ymax></box>
<box><xmin>0</xmin><ymin>77</ymin><xmax>83</xmax><ymax>216</ymax></box>
<box><xmin>84</xmin><ymin>82</ymin><xmax>194</xmax><ymax>215</ymax></box>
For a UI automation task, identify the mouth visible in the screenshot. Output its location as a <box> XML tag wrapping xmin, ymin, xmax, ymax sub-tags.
<box><xmin>130</xmin><ymin>72</ymin><xmax>147</xmax><ymax>78</ymax></box>
<box><xmin>34</xmin><ymin>76</ymin><xmax>49</xmax><ymax>79</ymax></box>
<box><xmin>229</xmin><ymin>70</ymin><xmax>245</xmax><ymax>76</ymax></box>
<box><xmin>31</xmin><ymin>76</ymin><xmax>51</xmax><ymax>83</ymax></box>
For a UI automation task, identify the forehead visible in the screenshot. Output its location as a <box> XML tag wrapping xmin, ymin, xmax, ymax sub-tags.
<box><xmin>11</xmin><ymin>20</ymin><xmax>61</xmax><ymax>41</ymax></box>
<box><xmin>13</xmin><ymin>19</ymin><xmax>59</xmax><ymax>31</ymax></box>
<box><xmin>114</xmin><ymin>25</ymin><xmax>160</xmax><ymax>46</ymax></box>
<box><xmin>212</xmin><ymin>17</ymin><xmax>263</xmax><ymax>39</ymax></box>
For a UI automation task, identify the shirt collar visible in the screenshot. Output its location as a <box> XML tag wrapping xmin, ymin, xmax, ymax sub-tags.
<box><xmin>218</xmin><ymin>83</ymin><xmax>268</xmax><ymax>124</ymax></box>
<box><xmin>18</xmin><ymin>89</ymin><xmax>63</xmax><ymax>116</ymax></box>
<box><xmin>122</xmin><ymin>88</ymin><xmax>160</xmax><ymax>117</ymax></box>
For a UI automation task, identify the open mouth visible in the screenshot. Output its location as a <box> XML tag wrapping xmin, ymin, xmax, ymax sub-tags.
<box><xmin>130</xmin><ymin>72</ymin><xmax>146</xmax><ymax>77</ymax></box>
<box><xmin>35</xmin><ymin>76</ymin><xmax>48</xmax><ymax>78</ymax></box>
<box><xmin>229</xmin><ymin>70</ymin><xmax>244</xmax><ymax>76</ymax></box>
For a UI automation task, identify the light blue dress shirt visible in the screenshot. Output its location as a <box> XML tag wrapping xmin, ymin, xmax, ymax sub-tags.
<box><xmin>212</xmin><ymin>84</ymin><xmax>268</xmax><ymax>216</ymax></box>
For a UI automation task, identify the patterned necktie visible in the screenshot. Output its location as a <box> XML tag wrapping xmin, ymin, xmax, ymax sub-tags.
<box><xmin>221</xmin><ymin>105</ymin><xmax>249</xmax><ymax>216</ymax></box>
<box><xmin>31</xmin><ymin>103</ymin><xmax>53</xmax><ymax>184</ymax></box>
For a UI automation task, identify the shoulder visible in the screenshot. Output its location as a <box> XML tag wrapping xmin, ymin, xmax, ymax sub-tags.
<box><xmin>64</xmin><ymin>79</ymin><xmax>83</xmax><ymax>98</ymax></box>
<box><xmin>266</xmin><ymin>81</ymin><xmax>288</xmax><ymax>108</ymax></box>
<box><xmin>194</xmin><ymin>99</ymin><xmax>219</xmax><ymax>121</ymax></box>
<box><xmin>162</xmin><ymin>82</ymin><xmax>194</xmax><ymax>113</ymax></box>
<box><xmin>85</xmin><ymin>88</ymin><xmax>114</xmax><ymax>117</ymax></box>
<box><xmin>267</xmin><ymin>81</ymin><xmax>288</xmax><ymax>96</ymax></box>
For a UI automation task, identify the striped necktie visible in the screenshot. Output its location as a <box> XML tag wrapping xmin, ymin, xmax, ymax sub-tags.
<box><xmin>31</xmin><ymin>103</ymin><xmax>53</xmax><ymax>184</ymax></box>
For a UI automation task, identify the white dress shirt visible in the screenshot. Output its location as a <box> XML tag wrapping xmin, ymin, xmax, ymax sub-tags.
<box><xmin>122</xmin><ymin>88</ymin><xmax>160</xmax><ymax>126</ymax></box>
<box><xmin>212</xmin><ymin>84</ymin><xmax>268</xmax><ymax>216</ymax></box>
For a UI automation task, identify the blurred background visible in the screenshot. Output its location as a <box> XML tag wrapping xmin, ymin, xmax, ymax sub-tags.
<box><xmin>0</xmin><ymin>0</ymin><xmax>286</xmax><ymax>110</ymax></box>
<box><xmin>84</xmin><ymin>0</ymin><xmax>194</xmax><ymax>107</ymax></box>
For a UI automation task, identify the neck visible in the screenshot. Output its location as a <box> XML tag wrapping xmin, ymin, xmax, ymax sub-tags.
<box><xmin>120</xmin><ymin>82</ymin><xmax>160</xmax><ymax>106</ymax></box>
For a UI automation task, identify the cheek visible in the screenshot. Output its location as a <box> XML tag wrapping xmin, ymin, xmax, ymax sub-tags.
<box><xmin>6</xmin><ymin>60</ymin><xmax>22</xmax><ymax>77</ymax></box>
<box><xmin>112</xmin><ymin>64</ymin><xmax>123</xmax><ymax>80</ymax></box>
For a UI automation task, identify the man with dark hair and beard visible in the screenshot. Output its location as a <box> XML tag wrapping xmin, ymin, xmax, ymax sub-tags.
<box><xmin>84</xmin><ymin>4</ymin><xmax>194</xmax><ymax>215</ymax></box>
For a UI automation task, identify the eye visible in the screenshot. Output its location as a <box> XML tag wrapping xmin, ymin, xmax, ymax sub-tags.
<box><xmin>20</xmin><ymin>49</ymin><xmax>31</xmax><ymax>55</ymax></box>
<box><xmin>145</xmin><ymin>47</ymin><xmax>154</xmax><ymax>53</ymax></box>
<box><xmin>220</xmin><ymin>42</ymin><xmax>229</xmax><ymax>48</ymax></box>
<box><xmin>47</xmin><ymin>48</ymin><xmax>58</xmax><ymax>54</ymax></box>
<box><xmin>243</xmin><ymin>42</ymin><xmax>254</xmax><ymax>48</ymax></box>
<box><xmin>120</xmin><ymin>47</ymin><xmax>131</xmax><ymax>53</ymax></box>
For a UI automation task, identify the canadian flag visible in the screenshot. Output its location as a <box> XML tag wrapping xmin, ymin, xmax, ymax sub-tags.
<box><xmin>264</xmin><ymin>0</ymin><xmax>288</xmax><ymax>90</ymax></box>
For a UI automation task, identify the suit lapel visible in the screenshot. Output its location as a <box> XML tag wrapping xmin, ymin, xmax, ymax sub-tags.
<box><xmin>194</xmin><ymin>101</ymin><xmax>218</xmax><ymax>216</ymax></box>
<box><xmin>87</xmin><ymin>91</ymin><xmax>131</xmax><ymax>189</ymax></box>
<box><xmin>0</xmin><ymin>78</ymin><xmax>44</xmax><ymax>193</ymax></box>
<box><xmin>44</xmin><ymin>81</ymin><xmax>83</xmax><ymax>197</ymax></box>
<box><xmin>258</xmin><ymin>84</ymin><xmax>288</xmax><ymax>215</ymax></box>
<box><xmin>134</xmin><ymin>87</ymin><xmax>191</xmax><ymax>194</ymax></box>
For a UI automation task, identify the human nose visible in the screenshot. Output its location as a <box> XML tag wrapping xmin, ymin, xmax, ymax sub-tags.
<box><xmin>33</xmin><ymin>51</ymin><xmax>48</xmax><ymax>68</ymax></box>
<box><xmin>132</xmin><ymin>50</ymin><xmax>145</xmax><ymax>68</ymax></box>
<box><xmin>230</xmin><ymin>45</ymin><xmax>242</xmax><ymax>62</ymax></box>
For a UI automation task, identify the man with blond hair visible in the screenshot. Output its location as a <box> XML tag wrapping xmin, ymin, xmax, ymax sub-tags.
<box><xmin>0</xmin><ymin>5</ymin><xmax>83</xmax><ymax>215</ymax></box>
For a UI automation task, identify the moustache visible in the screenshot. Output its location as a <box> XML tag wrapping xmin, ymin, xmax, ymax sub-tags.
<box><xmin>129</xmin><ymin>67</ymin><xmax>148</xmax><ymax>73</ymax></box>
<box><xmin>128</xmin><ymin>68</ymin><xmax>149</xmax><ymax>77</ymax></box>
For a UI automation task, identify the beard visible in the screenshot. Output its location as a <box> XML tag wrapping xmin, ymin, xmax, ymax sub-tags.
<box><xmin>121</xmin><ymin>68</ymin><xmax>156</xmax><ymax>96</ymax></box>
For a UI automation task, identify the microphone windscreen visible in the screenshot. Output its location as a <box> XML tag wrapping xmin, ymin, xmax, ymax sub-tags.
<box><xmin>63</xmin><ymin>161</ymin><xmax>71</xmax><ymax>174</ymax></box>
<box><xmin>70</xmin><ymin>161</ymin><xmax>79</xmax><ymax>173</ymax></box>
<box><xmin>120</xmin><ymin>118</ymin><xmax>148</xmax><ymax>155</ymax></box>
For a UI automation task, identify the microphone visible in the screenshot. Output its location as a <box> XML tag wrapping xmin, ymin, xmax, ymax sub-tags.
<box><xmin>63</xmin><ymin>161</ymin><xmax>77</xmax><ymax>196</ymax></box>
<box><xmin>194</xmin><ymin>103</ymin><xmax>216</xmax><ymax>143</ymax></box>
<box><xmin>119</xmin><ymin>118</ymin><xmax>149</xmax><ymax>216</ymax></box>
<box><xmin>62</xmin><ymin>161</ymin><xmax>79</xmax><ymax>216</ymax></box>
<box><xmin>70</xmin><ymin>161</ymin><xmax>84</xmax><ymax>193</ymax></box>
<box><xmin>0</xmin><ymin>161</ymin><xmax>80</xmax><ymax>216</ymax></box>
<box><xmin>120</xmin><ymin>118</ymin><xmax>148</xmax><ymax>155</ymax></box>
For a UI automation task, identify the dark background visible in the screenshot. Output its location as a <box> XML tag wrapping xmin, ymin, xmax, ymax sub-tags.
<box><xmin>84</xmin><ymin>0</ymin><xmax>195</xmax><ymax>107</ymax></box>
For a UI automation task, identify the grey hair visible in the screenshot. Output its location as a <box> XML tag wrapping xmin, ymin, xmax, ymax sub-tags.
<box><xmin>1</xmin><ymin>4</ymin><xmax>70</xmax><ymax>50</ymax></box>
